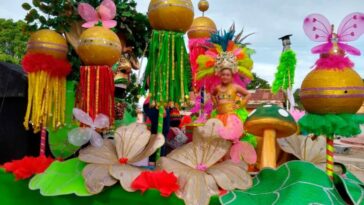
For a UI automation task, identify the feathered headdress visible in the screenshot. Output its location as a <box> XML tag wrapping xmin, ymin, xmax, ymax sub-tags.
<box><xmin>196</xmin><ymin>25</ymin><xmax>254</xmax><ymax>92</ymax></box>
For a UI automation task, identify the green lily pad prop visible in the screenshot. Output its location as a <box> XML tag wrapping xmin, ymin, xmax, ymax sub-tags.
<box><xmin>220</xmin><ymin>161</ymin><xmax>346</xmax><ymax>205</ymax></box>
<box><xmin>29</xmin><ymin>158</ymin><xmax>91</xmax><ymax>196</ymax></box>
<box><xmin>1</xmin><ymin>167</ymin><xmax>221</xmax><ymax>205</ymax></box>
<box><xmin>48</xmin><ymin>81</ymin><xmax>80</xmax><ymax>159</ymax></box>
<box><xmin>334</xmin><ymin>166</ymin><xmax>364</xmax><ymax>205</ymax></box>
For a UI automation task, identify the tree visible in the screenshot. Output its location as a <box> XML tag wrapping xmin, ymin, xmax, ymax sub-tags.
<box><xmin>247</xmin><ymin>73</ymin><xmax>271</xmax><ymax>90</ymax></box>
<box><xmin>0</xmin><ymin>19</ymin><xmax>30</xmax><ymax>64</ymax></box>
<box><xmin>293</xmin><ymin>89</ymin><xmax>304</xmax><ymax>110</ymax></box>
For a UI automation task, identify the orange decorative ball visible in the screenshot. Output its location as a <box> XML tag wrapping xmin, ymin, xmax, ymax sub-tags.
<box><xmin>198</xmin><ymin>0</ymin><xmax>209</xmax><ymax>12</ymax></box>
<box><xmin>27</xmin><ymin>29</ymin><xmax>68</xmax><ymax>60</ymax></box>
<box><xmin>187</xmin><ymin>16</ymin><xmax>216</xmax><ymax>39</ymax></box>
<box><xmin>300</xmin><ymin>68</ymin><xmax>364</xmax><ymax>114</ymax></box>
<box><xmin>77</xmin><ymin>27</ymin><xmax>122</xmax><ymax>66</ymax></box>
<box><xmin>148</xmin><ymin>0</ymin><xmax>194</xmax><ymax>33</ymax></box>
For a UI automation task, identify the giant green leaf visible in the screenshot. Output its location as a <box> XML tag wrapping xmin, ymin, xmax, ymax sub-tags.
<box><xmin>220</xmin><ymin>161</ymin><xmax>346</xmax><ymax>205</ymax></box>
<box><xmin>29</xmin><ymin>158</ymin><xmax>91</xmax><ymax>196</ymax></box>
<box><xmin>334</xmin><ymin>168</ymin><xmax>364</xmax><ymax>205</ymax></box>
<box><xmin>48</xmin><ymin>81</ymin><xmax>80</xmax><ymax>159</ymax></box>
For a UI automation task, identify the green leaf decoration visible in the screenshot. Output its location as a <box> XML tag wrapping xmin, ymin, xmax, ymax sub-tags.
<box><xmin>1</xmin><ymin>168</ymin><xmax>220</xmax><ymax>205</ymax></box>
<box><xmin>29</xmin><ymin>158</ymin><xmax>91</xmax><ymax>196</ymax></box>
<box><xmin>220</xmin><ymin>161</ymin><xmax>346</xmax><ymax>205</ymax></box>
<box><xmin>48</xmin><ymin>81</ymin><xmax>79</xmax><ymax>159</ymax></box>
<box><xmin>299</xmin><ymin>113</ymin><xmax>364</xmax><ymax>137</ymax></box>
<box><xmin>272</xmin><ymin>50</ymin><xmax>296</xmax><ymax>94</ymax></box>
<box><xmin>334</xmin><ymin>168</ymin><xmax>364</xmax><ymax>204</ymax></box>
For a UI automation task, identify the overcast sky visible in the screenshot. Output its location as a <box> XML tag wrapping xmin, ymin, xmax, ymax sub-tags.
<box><xmin>1</xmin><ymin>0</ymin><xmax>364</xmax><ymax>89</ymax></box>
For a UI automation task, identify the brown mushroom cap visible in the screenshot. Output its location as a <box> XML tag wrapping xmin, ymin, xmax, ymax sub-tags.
<box><xmin>245</xmin><ymin>104</ymin><xmax>297</xmax><ymax>138</ymax></box>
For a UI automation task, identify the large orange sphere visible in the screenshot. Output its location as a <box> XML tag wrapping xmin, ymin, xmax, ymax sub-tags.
<box><xmin>77</xmin><ymin>27</ymin><xmax>122</xmax><ymax>66</ymax></box>
<box><xmin>27</xmin><ymin>29</ymin><xmax>68</xmax><ymax>59</ymax></box>
<box><xmin>148</xmin><ymin>0</ymin><xmax>194</xmax><ymax>33</ymax></box>
<box><xmin>187</xmin><ymin>16</ymin><xmax>216</xmax><ymax>39</ymax></box>
<box><xmin>300</xmin><ymin>68</ymin><xmax>364</xmax><ymax>114</ymax></box>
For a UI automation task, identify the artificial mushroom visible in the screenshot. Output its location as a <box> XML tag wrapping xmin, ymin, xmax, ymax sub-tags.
<box><xmin>244</xmin><ymin>104</ymin><xmax>297</xmax><ymax>168</ymax></box>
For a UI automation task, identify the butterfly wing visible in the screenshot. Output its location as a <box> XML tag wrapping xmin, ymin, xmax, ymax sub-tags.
<box><xmin>338</xmin><ymin>42</ymin><xmax>361</xmax><ymax>56</ymax></box>
<box><xmin>99</xmin><ymin>0</ymin><xmax>117</xmax><ymax>28</ymax></box>
<box><xmin>99</xmin><ymin>0</ymin><xmax>116</xmax><ymax>20</ymax></box>
<box><xmin>337</xmin><ymin>12</ymin><xmax>364</xmax><ymax>42</ymax></box>
<box><xmin>303</xmin><ymin>14</ymin><xmax>332</xmax><ymax>42</ymax></box>
<box><xmin>78</xmin><ymin>3</ymin><xmax>99</xmax><ymax>28</ymax></box>
<box><xmin>101</xmin><ymin>20</ymin><xmax>117</xmax><ymax>28</ymax></box>
<box><xmin>311</xmin><ymin>42</ymin><xmax>332</xmax><ymax>54</ymax></box>
<box><xmin>94</xmin><ymin>113</ymin><xmax>110</xmax><ymax>129</ymax></box>
<box><xmin>68</xmin><ymin>127</ymin><xmax>93</xmax><ymax>146</ymax></box>
<box><xmin>73</xmin><ymin>108</ymin><xmax>94</xmax><ymax>127</ymax></box>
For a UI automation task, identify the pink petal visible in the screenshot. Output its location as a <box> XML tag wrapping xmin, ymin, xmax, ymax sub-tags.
<box><xmin>230</xmin><ymin>142</ymin><xmax>257</xmax><ymax>164</ymax></box>
<box><xmin>100</xmin><ymin>0</ymin><xmax>116</xmax><ymax>20</ymax></box>
<box><xmin>101</xmin><ymin>20</ymin><xmax>117</xmax><ymax>28</ymax></box>
<box><xmin>82</xmin><ymin>21</ymin><xmax>98</xmax><ymax>28</ymax></box>
<box><xmin>78</xmin><ymin>3</ymin><xmax>98</xmax><ymax>22</ymax></box>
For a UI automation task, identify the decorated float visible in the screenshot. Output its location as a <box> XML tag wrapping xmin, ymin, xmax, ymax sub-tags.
<box><xmin>1</xmin><ymin>1</ymin><xmax>364</xmax><ymax>205</ymax></box>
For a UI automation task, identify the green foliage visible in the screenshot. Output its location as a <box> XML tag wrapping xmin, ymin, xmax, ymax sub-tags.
<box><xmin>272</xmin><ymin>50</ymin><xmax>297</xmax><ymax>94</ymax></box>
<box><xmin>247</xmin><ymin>73</ymin><xmax>270</xmax><ymax>90</ymax></box>
<box><xmin>293</xmin><ymin>89</ymin><xmax>304</xmax><ymax>110</ymax></box>
<box><xmin>116</xmin><ymin>73</ymin><xmax>141</xmax><ymax>117</ymax></box>
<box><xmin>115</xmin><ymin>0</ymin><xmax>151</xmax><ymax>57</ymax></box>
<box><xmin>0</xmin><ymin>19</ymin><xmax>29</xmax><ymax>64</ymax></box>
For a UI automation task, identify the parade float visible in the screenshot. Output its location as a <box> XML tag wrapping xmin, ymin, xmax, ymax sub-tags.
<box><xmin>1</xmin><ymin>1</ymin><xmax>364</xmax><ymax>205</ymax></box>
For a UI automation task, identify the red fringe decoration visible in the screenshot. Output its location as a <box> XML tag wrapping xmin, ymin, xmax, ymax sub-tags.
<box><xmin>79</xmin><ymin>66</ymin><xmax>115</xmax><ymax>123</ymax></box>
<box><xmin>3</xmin><ymin>156</ymin><xmax>54</xmax><ymax>180</ymax></box>
<box><xmin>21</xmin><ymin>53</ymin><xmax>71</xmax><ymax>76</ymax></box>
<box><xmin>131</xmin><ymin>170</ymin><xmax>179</xmax><ymax>197</ymax></box>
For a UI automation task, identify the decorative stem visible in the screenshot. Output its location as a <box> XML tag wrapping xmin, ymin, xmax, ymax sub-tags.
<box><xmin>326</xmin><ymin>136</ymin><xmax>334</xmax><ymax>180</ymax></box>
<box><xmin>261</xmin><ymin>129</ymin><xmax>277</xmax><ymax>168</ymax></box>
<box><xmin>40</xmin><ymin>127</ymin><xmax>47</xmax><ymax>156</ymax></box>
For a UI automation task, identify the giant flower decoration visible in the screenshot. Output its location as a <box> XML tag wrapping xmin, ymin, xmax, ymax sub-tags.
<box><xmin>79</xmin><ymin>123</ymin><xmax>164</xmax><ymax>194</ymax></box>
<box><xmin>278</xmin><ymin>134</ymin><xmax>326</xmax><ymax>164</ymax></box>
<box><xmin>157</xmin><ymin>122</ymin><xmax>252</xmax><ymax>205</ymax></box>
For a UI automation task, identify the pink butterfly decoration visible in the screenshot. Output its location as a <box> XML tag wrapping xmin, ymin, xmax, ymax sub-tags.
<box><xmin>303</xmin><ymin>12</ymin><xmax>364</xmax><ymax>56</ymax></box>
<box><xmin>78</xmin><ymin>0</ymin><xmax>117</xmax><ymax>28</ymax></box>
